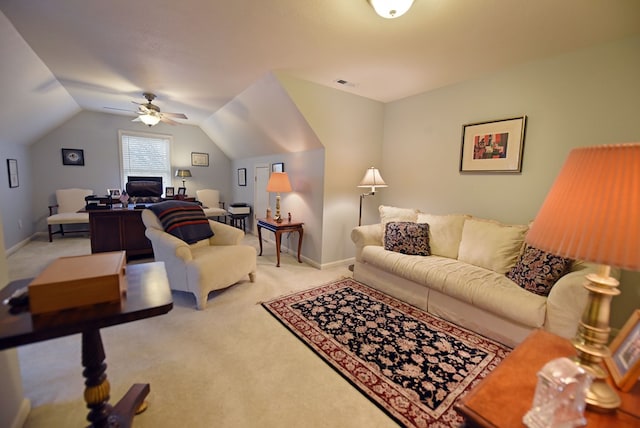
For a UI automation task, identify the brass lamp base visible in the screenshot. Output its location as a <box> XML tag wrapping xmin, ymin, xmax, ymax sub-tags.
<box><xmin>274</xmin><ymin>194</ymin><xmax>283</xmax><ymax>223</ymax></box>
<box><xmin>571</xmin><ymin>265</ymin><xmax>621</xmax><ymax>412</ymax></box>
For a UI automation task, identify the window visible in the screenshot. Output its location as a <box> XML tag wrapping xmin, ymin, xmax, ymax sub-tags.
<box><xmin>119</xmin><ymin>130</ymin><xmax>172</xmax><ymax>191</ymax></box>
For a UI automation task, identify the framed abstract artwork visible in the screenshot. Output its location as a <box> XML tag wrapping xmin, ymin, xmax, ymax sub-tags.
<box><xmin>238</xmin><ymin>168</ymin><xmax>247</xmax><ymax>186</ymax></box>
<box><xmin>460</xmin><ymin>116</ymin><xmax>527</xmax><ymax>173</ymax></box>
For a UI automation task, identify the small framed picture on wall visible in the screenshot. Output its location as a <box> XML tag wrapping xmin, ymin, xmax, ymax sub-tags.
<box><xmin>238</xmin><ymin>168</ymin><xmax>247</xmax><ymax>186</ymax></box>
<box><xmin>62</xmin><ymin>148</ymin><xmax>85</xmax><ymax>166</ymax></box>
<box><xmin>272</xmin><ymin>162</ymin><xmax>284</xmax><ymax>173</ymax></box>
<box><xmin>7</xmin><ymin>159</ymin><xmax>18</xmax><ymax>188</ymax></box>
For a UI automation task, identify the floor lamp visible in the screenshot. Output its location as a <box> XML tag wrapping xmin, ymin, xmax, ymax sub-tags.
<box><xmin>357</xmin><ymin>167</ymin><xmax>387</xmax><ymax>226</ymax></box>
<box><xmin>526</xmin><ymin>143</ymin><xmax>640</xmax><ymax>411</ymax></box>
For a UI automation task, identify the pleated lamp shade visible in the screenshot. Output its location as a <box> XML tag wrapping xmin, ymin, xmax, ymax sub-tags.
<box><xmin>526</xmin><ymin>143</ymin><xmax>640</xmax><ymax>271</ymax></box>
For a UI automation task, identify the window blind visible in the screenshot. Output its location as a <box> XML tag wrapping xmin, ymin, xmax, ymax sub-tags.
<box><xmin>120</xmin><ymin>132</ymin><xmax>172</xmax><ymax>191</ymax></box>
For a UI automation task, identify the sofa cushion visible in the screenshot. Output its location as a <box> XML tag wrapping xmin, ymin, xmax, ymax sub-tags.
<box><xmin>379</xmin><ymin>205</ymin><xmax>419</xmax><ymax>245</ymax></box>
<box><xmin>361</xmin><ymin>246</ymin><xmax>546</xmax><ymax>328</ymax></box>
<box><xmin>384</xmin><ymin>222</ymin><xmax>431</xmax><ymax>256</ymax></box>
<box><xmin>416</xmin><ymin>213</ymin><xmax>467</xmax><ymax>259</ymax></box>
<box><xmin>506</xmin><ymin>244</ymin><xmax>573</xmax><ymax>296</ymax></box>
<box><xmin>458</xmin><ymin>218</ymin><xmax>528</xmax><ymax>274</ymax></box>
<box><xmin>149</xmin><ymin>201</ymin><xmax>214</xmax><ymax>244</ymax></box>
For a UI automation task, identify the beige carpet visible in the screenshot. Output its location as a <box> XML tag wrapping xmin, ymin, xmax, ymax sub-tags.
<box><xmin>9</xmin><ymin>234</ymin><xmax>398</xmax><ymax>427</ymax></box>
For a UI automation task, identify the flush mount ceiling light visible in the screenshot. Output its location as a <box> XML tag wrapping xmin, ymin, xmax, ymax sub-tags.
<box><xmin>368</xmin><ymin>0</ymin><xmax>415</xmax><ymax>19</ymax></box>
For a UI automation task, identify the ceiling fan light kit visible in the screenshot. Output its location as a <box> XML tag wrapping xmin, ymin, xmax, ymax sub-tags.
<box><xmin>106</xmin><ymin>92</ymin><xmax>188</xmax><ymax>127</ymax></box>
<box><xmin>368</xmin><ymin>0</ymin><xmax>415</xmax><ymax>19</ymax></box>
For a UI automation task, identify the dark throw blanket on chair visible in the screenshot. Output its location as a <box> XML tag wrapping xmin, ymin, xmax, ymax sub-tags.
<box><xmin>149</xmin><ymin>201</ymin><xmax>214</xmax><ymax>244</ymax></box>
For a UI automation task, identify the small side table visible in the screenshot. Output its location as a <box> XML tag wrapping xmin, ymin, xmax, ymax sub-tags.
<box><xmin>0</xmin><ymin>262</ymin><xmax>173</xmax><ymax>428</ymax></box>
<box><xmin>455</xmin><ymin>329</ymin><xmax>640</xmax><ymax>427</ymax></box>
<box><xmin>257</xmin><ymin>217</ymin><xmax>304</xmax><ymax>267</ymax></box>
<box><xmin>229</xmin><ymin>213</ymin><xmax>249</xmax><ymax>232</ymax></box>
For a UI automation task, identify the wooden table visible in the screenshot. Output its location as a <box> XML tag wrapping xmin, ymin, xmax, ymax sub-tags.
<box><xmin>456</xmin><ymin>329</ymin><xmax>640</xmax><ymax>427</ymax></box>
<box><xmin>257</xmin><ymin>217</ymin><xmax>304</xmax><ymax>267</ymax></box>
<box><xmin>89</xmin><ymin>207</ymin><xmax>153</xmax><ymax>260</ymax></box>
<box><xmin>0</xmin><ymin>262</ymin><xmax>173</xmax><ymax>428</ymax></box>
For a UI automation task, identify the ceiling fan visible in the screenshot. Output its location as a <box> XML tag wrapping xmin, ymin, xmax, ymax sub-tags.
<box><xmin>105</xmin><ymin>92</ymin><xmax>188</xmax><ymax>126</ymax></box>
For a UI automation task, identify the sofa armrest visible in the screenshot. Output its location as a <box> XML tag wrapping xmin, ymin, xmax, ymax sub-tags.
<box><xmin>351</xmin><ymin>223</ymin><xmax>383</xmax><ymax>262</ymax></box>
<box><xmin>545</xmin><ymin>261</ymin><xmax>620</xmax><ymax>339</ymax></box>
<box><xmin>209</xmin><ymin>220</ymin><xmax>244</xmax><ymax>245</ymax></box>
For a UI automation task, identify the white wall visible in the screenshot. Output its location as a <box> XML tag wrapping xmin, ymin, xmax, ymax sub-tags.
<box><xmin>232</xmin><ymin>149</ymin><xmax>325</xmax><ymax>264</ymax></box>
<box><xmin>381</xmin><ymin>36</ymin><xmax>640</xmax><ymax>223</ymax></box>
<box><xmin>0</xmin><ymin>142</ymin><xmax>32</xmax><ymax>250</ymax></box>
<box><xmin>381</xmin><ymin>35</ymin><xmax>640</xmax><ymax>328</ymax></box>
<box><xmin>278</xmin><ymin>74</ymin><xmax>386</xmax><ymax>266</ymax></box>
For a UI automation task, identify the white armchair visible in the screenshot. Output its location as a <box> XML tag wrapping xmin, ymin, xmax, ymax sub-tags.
<box><xmin>141</xmin><ymin>209</ymin><xmax>257</xmax><ymax>309</ymax></box>
<box><xmin>196</xmin><ymin>189</ymin><xmax>227</xmax><ymax>221</ymax></box>
<box><xmin>46</xmin><ymin>188</ymin><xmax>93</xmax><ymax>242</ymax></box>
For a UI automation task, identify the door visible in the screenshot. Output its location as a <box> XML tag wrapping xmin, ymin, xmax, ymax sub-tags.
<box><xmin>253</xmin><ymin>165</ymin><xmax>270</xmax><ymax>233</ymax></box>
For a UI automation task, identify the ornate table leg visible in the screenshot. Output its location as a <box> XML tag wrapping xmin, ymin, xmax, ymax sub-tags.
<box><xmin>82</xmin><ymin>329</ymin><xmax>151</xmax><ymax>428</ymax></box>
<box><xmin>82</xmin><ymin>329</ymin><xmax>113</xmax><ymax>427</ymax></box>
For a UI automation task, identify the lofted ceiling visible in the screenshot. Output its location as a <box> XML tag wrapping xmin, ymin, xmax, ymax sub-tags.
<box><xmin>1</xmin><ymin>0</ymin><xmax>639</xmax><ymax>151</ymax></box>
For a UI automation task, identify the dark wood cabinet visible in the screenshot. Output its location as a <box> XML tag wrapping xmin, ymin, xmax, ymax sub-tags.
<box><xmin>89</xmin><ymin>208</ymin><xmax>153</xmax><ymax>259</ymax></box>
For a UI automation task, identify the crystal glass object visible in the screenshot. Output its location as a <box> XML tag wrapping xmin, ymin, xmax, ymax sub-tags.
<box><xmin>523</xmin><ymin>357</ymin><xmax>592</xmax><ymax>428</ymax></box>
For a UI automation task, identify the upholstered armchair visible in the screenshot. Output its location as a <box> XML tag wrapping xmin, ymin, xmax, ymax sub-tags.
<box><xmin>141</xmin><ymin>207</ymin><xmax>256</xmax><ymax>309</ymax></box>
<box><xmin>46</xmin><ymin>188</ymin><xmax>94</xmax><ymax>242</ymax></box>
<box><xmin>195</xmin><ymin>189</ymin><xmax>227</xmax><ymax>221</ymax></box>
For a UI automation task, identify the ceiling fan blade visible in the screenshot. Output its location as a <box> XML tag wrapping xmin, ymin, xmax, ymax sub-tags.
<box><xmin>162</xmin><ymin>112</ymin><xmax>188</xmax><ymax>119</ymax></box>
<box><xmin>104</xmin><ymin>107</ymin><xmax>137</xmax><ymax>113</ymax></box>
<box><xmin>160</xmin><ymin>116</ymin><xmax>179</xmax><ymax>126</ymax></box>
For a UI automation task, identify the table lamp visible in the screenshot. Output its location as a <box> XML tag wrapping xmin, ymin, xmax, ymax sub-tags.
<box><xmin>266</xmin><ymin>172</ymin><xmax>292</xmax><ymax>223</ymax></box>
<box><xmin>175</xmin><ymin>169</ymin><xmax>192</xmax><ymax>188</ymax></box>
<box><xmin>526</xmin><ymin>143</ymin><xmax>640</xmax><ymax>411</ymax></box>
<box><xmin>357</xmin><ymin>167</ymin><xmax>387</xmax><ymax>226</ymax></box>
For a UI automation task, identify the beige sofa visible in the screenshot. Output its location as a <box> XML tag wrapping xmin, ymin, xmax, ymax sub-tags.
<box><xmin>351</xmin><ymin>206</ymin><xmax>611</xmax><ymax>347</ymax></box>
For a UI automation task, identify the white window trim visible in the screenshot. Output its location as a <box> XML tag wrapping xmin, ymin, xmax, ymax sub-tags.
<box><xmin>118</xmin><ymin>129</ymin><xmax>174</xmax><ymax>191</ymax></box>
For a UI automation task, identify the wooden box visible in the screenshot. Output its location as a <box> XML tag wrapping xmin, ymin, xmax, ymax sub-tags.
<box><xmin>28</xmin><ymin>251</ymin><xmax>127</xmax><ymax>314</ymax></box>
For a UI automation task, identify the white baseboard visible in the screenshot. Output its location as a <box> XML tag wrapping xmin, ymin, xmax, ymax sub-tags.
<box><xmin>9</xmin><ymin>398</ymin><xmax>31</xmax><ymax>428</ymax></box>
<box><xmin>5</xmin><ymin>235</ymin><xmax>36</xmax><ymax>256</ymax></box>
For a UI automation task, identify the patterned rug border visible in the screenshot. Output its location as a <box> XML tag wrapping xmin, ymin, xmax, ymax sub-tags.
<box><xmin>262</xmin><ymin>278</ymin><xmax>511</xmax><ymax>428</ymax></box>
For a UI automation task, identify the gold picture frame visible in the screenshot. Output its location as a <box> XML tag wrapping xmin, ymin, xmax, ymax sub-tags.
<box><xmin>605</xmin><ymin>309</ymin><xmax>640</xmax><ymax>392</ymax></box>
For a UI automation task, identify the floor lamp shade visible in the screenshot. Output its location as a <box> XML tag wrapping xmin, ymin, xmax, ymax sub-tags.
<box><xmin>267</xmin><ymin>172</ymin><xmax>292</xmax><ymax>222</ymax></box>
<box><xmin>526</xmin><ymin>142</ymin><xmax>640</xmax><ymax>411</ymax></box>
<box><xmin>358</xmin><ymin>167</ymin><xmax>387</xmax><ymax>226</ymax></box>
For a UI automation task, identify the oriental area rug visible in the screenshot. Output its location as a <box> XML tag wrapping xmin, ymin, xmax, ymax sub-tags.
<box><xmin>262</xmin><ymin>278</ymin><xmax>511</xmax><ymax>428</ymax></box>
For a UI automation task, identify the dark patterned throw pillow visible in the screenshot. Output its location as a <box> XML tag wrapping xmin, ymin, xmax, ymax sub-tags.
<box><xmin>384</xmin><ymin>222</ymin><xmax>431</xmax><ymax>256</ymax></box>
<box><xmin>506</xmin><ymin>244</ymin><xmax>573</xmax><ymax>296</ymax></box>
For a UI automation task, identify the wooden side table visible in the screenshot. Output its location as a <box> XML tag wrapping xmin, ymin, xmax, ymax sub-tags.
<box><xmin>257</xmin><ymin>217</ymin><xmax>304</xmax><ymax>267</ymax></box>
<box><xmin>0</xmin><ymin>262</ymin><xmax>173</xmax><ymax>428</ymax></box>
<box><xmin>456</xmin><ymin>329</ymin><xmax>640</xmax><ymax>427</ymax></box>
